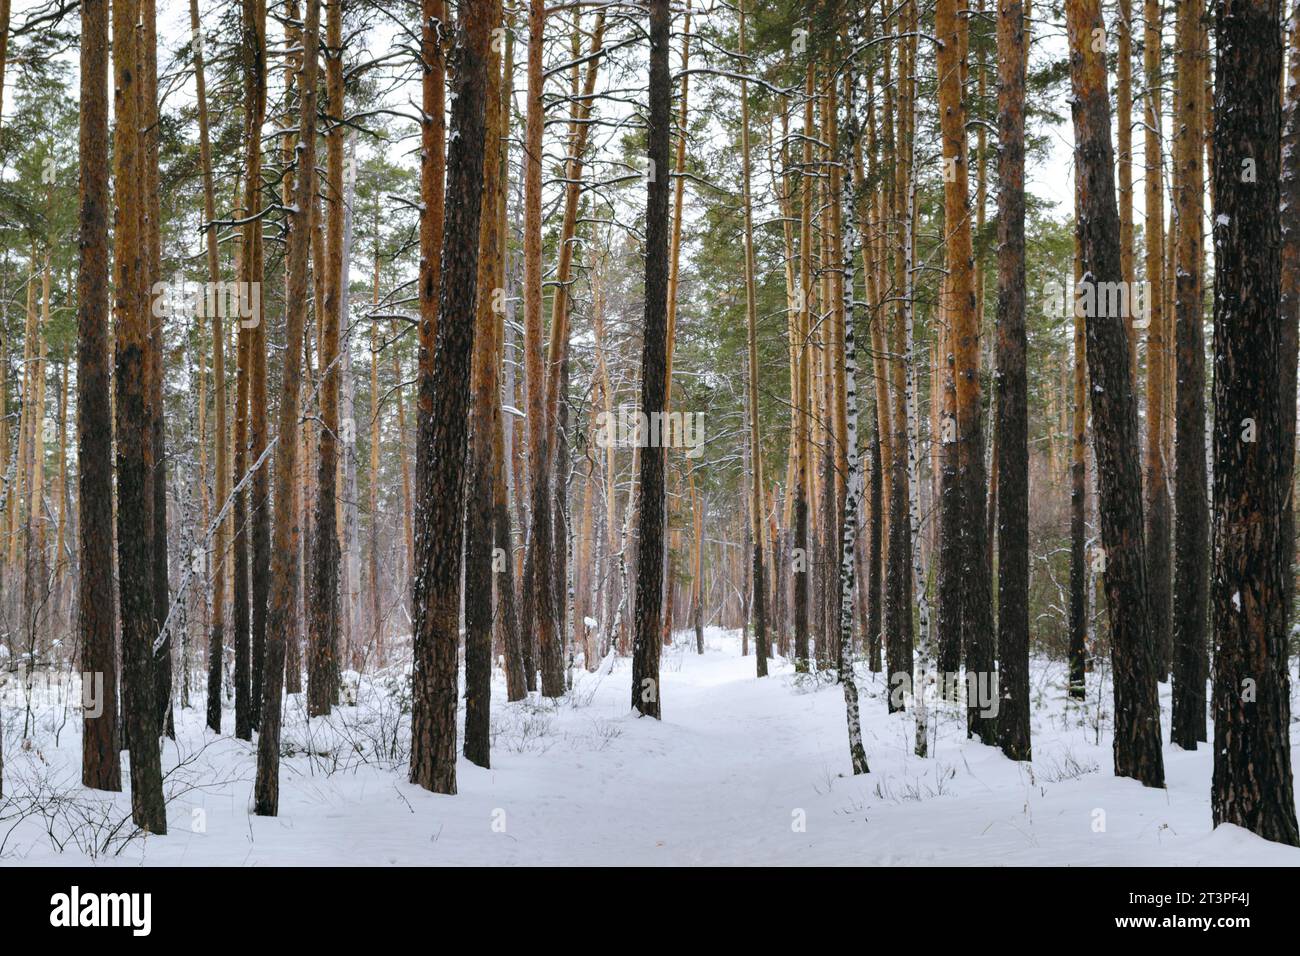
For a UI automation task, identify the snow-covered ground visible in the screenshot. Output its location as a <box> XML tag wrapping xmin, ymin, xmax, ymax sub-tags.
<box><xmin>2</xmin><ymin>628</ymin><xmax>1298</xmax><ymax>865</ymax></box>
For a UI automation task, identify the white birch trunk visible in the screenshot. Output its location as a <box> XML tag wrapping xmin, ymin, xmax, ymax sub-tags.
<box><xmin>838</xmin><ymin>71</ymin><xmax>869</xmax><ymax>775</ymax></box>
<box><xmin>904</xmin><ymin>81</ymin><xmax>933</xmax><ymax>758</ymax></box>
<box><xmin>339</xmin><ymin>134</ymin><xmax>362</xmax><ymax>667</ymax></box>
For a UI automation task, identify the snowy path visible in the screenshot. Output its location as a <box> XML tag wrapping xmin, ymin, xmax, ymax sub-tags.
<box><xmin>5</xmin><ymin>628</ymin><xmax>1300</xmax><ymax>865</ymax></box>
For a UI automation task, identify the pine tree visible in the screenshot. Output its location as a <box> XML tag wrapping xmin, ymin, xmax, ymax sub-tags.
<box><xmin>113</xmin><ymin>0</ymin><xmax>167</xmax><ymax>832</ymax></box>
<box><xmin>630</xmin><ymin>0</ymin><xmax>671</xmax><ymax>718</ymax></box>
<box><xmin>1209</xmin><ymin>0</ymin><xmax>1299</xmax><ymax>847</ymax></box>
<box><xmin>309</xmin><ymin>0</ymin><xmax>346</xmax><ymax>718</ymax></box>
<box><xmin>245</xmin><ymin>0</ymin><xmax>269</xmax><ymax>732</ymax></box>
<box><xmin>463</xmin><ymin>0</ymin><xmax>505</xmax><ymax>768</ymax></box>
<box><xmin>737</xmin><ymin>0</ymin><xmax>768</xmax><ymax>679</ymax></box>
<box><xmin>1064</xmin><ymin>0</ymin><xmax>1164</xmax><ymax>788</ymax></box>
<box><xmin>520</xmin><ymin>0</ymin><xmax>561</xmax><ymax>697</ymax></box>
<box><xmin>994</xmin><ymin>0</ymin><xmax>1030</xmax><ymax>760</ymax></box>
<box><xmin>1142</xmin><ymin>0</ymin><xmax>1171</xmax><ymax>681</ymax></box>
<box><xmin>192</xmin><ymin>0</ymin><xmax>229</xmax><ymax>735</ymax></box>
<box><xmin>409</xmin><ymin>0</ymin><xmax>492</xmax><ymax>793</ymax></box>
<box><xmin>255</xmin><ymin>0</ymin><xmax>321</xmax><ymax>818</ymax></box>
<box><xmin>77</xmin><ymin>0</ymin><xmax>120</xmax><ymax>792</ymax></box>
<box><xmin>936</xmin><ymin>0</ymin><xmax>995</xmax><ymax>744</ymax></box>
<box><xmin>1170</xmin><ymin>0</ymin><xmax>1208</xmax><ymax>749</ymax></box>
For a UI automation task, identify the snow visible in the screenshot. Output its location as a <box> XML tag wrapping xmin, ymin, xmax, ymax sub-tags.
<box><xmin>2</xmin><ymin>628</ymin><xmax>1298</xmax><ymax>865</ymax></box>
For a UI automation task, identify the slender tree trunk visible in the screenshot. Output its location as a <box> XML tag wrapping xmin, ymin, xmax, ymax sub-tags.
<box><xmin>1117</xmin><ymin>0</ymin><xmax>1136</xmax><ymax>378</ymax></box>
<box><xmin>738</xmin><ymin>0</ymin><xmax>767</xmax><ymax>678</ymax></box>
<box><xmin>309</xmin><ymin>0</ymin><xmax>346</xmax><ymax>717</ymax></box>
<box><xmin>393</xmin><ymin>317</ymin><xmax>413</xmax><ymax>608</ymax></box>
<box><xmin>937</xmin><ymin>0</ymin><xmax>995</xmax><ymax>744</ymax></box>
<box><xmin>1069</xmin><ymin>173</ymin><xmax>1088</xmax><ymax>700</ymax></box>
<box><xmin>194</xmin><ymin>0</ymin><xmax>229</xmax><ymax>733</ymax></box>
<box><xmin>792</xmin><ymin>63</ymin><xmax>815</xmax><ymax>675</ymax></box>
<box><xmin>242</xmin><ymin>0</ymin><xmax>268</xmax><ymax>736</ymax></box>
<box><xmin>520</xmin><ymin>0</ymin><xmax>561</xmax><ymax>697</ymax></box>
<box><xmin>463</xmin><ymin>0</ymin><xmax>504</xmax><ymax>767</ymax></box>
<box><xmin>631</xmin><ymin>0</ymin><xmax>671</xmax><ymax>718</ymax></box>
<box><xmin>885</xmin><ymin>9</ymin><xmax>915</xmax><ymax>709</ymax></box>
<box><xmin>369</xmin><ymin>232</ymin><xmax>383</xmax><ymax>664</ymax></box>
<box><xmin>1065</xmin><ymin>0</ymin><xmax>1164</xmax><ymax>787</ymax></box>
<box><xmin>78</xmin><ymin>0</ymin><xmax>120</xmax><ymax>791</ymax></box>
<box><xmin>493</xmin><ymin>23</ymin><xmax>524</xmax><ymax>700</ymax></box>
<box><xmin>113</xmin><ymin>0</ymin><xmax>167</xmax><ymax>831</ymax></box>
<box><xmin>837</xmin><ymin>70</ymin><xmax>869</xmax><ymax>774</ymax></box>
<box><xmin>904</xmin><ymin>55</ymin><xmax>933</xmax><ymax>749</ymax></box>
<box><xmin>231</xmin><ymin>160</ymin><xmax>252</xmax><ymax>732</ymax></box>
<box><xmin>995</xmin><ymin>0</ymin><xmax>1030</xmax><ymax>760</ymax></box>
<box><xmin>1142</xmin><ymin>0</ymin><xmax>1171</xmax><ymax>681</ymax></box>
<box><xmin>255</xmin><ymin>0</ymin><xmax>320</xmax><ymax>817</ymax></box>
<box><xmin>283</xmin><ymin>0</ymin><xmax>305</xmax><ymax>696</ymax></box>
<box><xmin>858</xmin><ymin>53</ymin><xmax>890</xmax><ymax>678</ymax></box>
<box><xmin>140</xmin><ymin>0</ymin><xmax>173</xmax><ymax>739</ymax></box>
<box><xmin>411</xmin><ymin>0</ymin><xmax>446</xmax><ymax>697</ymax></box>
<box><xmin>867</xmin><ymin>408</ymin><xmax>883</xmax><ymax>672</ymax></box>
<box><xmin>409</xmin><ymin>0</ymin><xmax>491</xmax><ymax>793</ymax></box>
<box><xmin>1170</xmin><ymin>0</ymin><xmax>1209</xmax><ymax>749</ymax></box>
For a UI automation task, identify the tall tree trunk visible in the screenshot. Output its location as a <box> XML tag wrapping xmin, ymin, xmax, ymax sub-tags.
<box><xmin>904</xmin><ymin>54</ymin><xmax>933</xmax><ymax>748</ymax></box>
<box><xmin>1142</xmin><ymin>0</ymin><xmax>1172</xmax><ymax>681</ymax></box>
<box><xmin>1170</xmin><ymin>0</ymin><xmax>1209</xmax><ymax>749</ymax></box>
<box><xmin>792</xmin><ymin>63</ymin><xmax>815</xmax><ymax>675</ymax></box>
<box><xmin>232</xmin><ymin>164</ymin><xmax>252</xmax><ymax>734</ymax></box>
<box><xmin>540</xmin><ymin>12</ymin><xmax>606</xmax><ymax>683</ymax></box>
<box><xmin>1117</xmin><ymin>0</ymin><xmax>1136</xmax><ymax>378</ymax></box>
<box><xmin>520</xmin><ymin>0</ymin><xmax>562</xmax><ymax>697</ymax></box>
<box><xmin>193</xmin><ymin>0</ymin><xmax>230</xmax><ymax>733</ymax></box>
<box><xmin>631</xmin><ymin>0</ymin><xmax>671</xmax><ymax>719</ymax></box>
<box><xmin>369</xmin><ymin>230</ymin><xmax>383</xmax><ymax>664</ymax></box>
<box><xmin>242</xmin><ymin>0</ymin><xmax>268</xmax><ymax>737</ymax></box>
<box><xmin>738</xmin><ymin>0</ymin><xmax>767</xmax><ymax>678</ymax></box>
<box><xmin>393</xmin><ymin>315</ymin><xmax>413</xmax><ymax>611</ymax></box>
<box><xmin>494</xmin><ymin>25</ymin><xmax>526</xmax><ymax>699</ymax></box>
<box><xmin>1064</xmin><ymin>0</ymin><xmax>1164</xmax><ymax>787</ymax></box>
<box><xmin>464</xmin><ymin>0</ymin><xmax>504</xmax><ymax>767</ymax></box>
<box><xmin>141</xmin><ymin>0</ymin><xmax>173</xmax><ymax>739</ymax></box>
<box><xmin>837</xmin><ymin>69</ymin><xmax>869</xmax><ymax>775</ymax></box>
<box><xmin>78</xmin><ymin>0</ymin><xmax>120</xmax><ymax>791</ymax></box>
<box><xmin>412</xmin><ymin>0</ymin><xmax>446</xmax><ymax>688</ymax></box>
<box><xmin>867</xmin><ymin>408</ymin><xmax>883</xmax><ymax>672</ymax></box>
<box><xmin>1209</xmin><ymin>0</ymin><xmax>1300</xmax><ymax>847</ymax></box>
<box><xmin>885</xmin><ymin>8</ymin><xmax>915</xmax><ymax>709</ymax></box>
<box><xmin>858</xmin><ymin>49</ymin><xmax>890</xmax><ymax>678</ymax></box>
<box><xmin>284</xmin><ymin>0</ymin><xmax>305</xmax><ymax>696</ymax></box>
<box><xmin>995</xmin><ymin>0</ymin><xmax>1030</xmax><ymax>760</ymax></box>
<box><xmin>339</xmin><ymin>139</ymin><xmax>361</xmax><ymax>673</ymax></box>
<box><xmin>113</xmin><ymin>0</ymin><xmax>167</xmax><ymax>831</ymax></box>
<box><xmin>409</xmin><ymin>0</ymin><xmax>492</xmax><ymax>793</ymax></box>
<box><xmin>309</xmin><ymin>0</ymin><xmax>346</xmax><ymax>717</ymax></box>
<box><xmin>255</xmin><ymin>0</ymin><xmax>321</xmax><ymax>816</ymax></box>
<box><xmin>1069</xmin><ymin>173</ymin><xmax>1088</xmax><ymax>700</ymax></box>
<box><xmin>937</xmin><ymin>0</ymin><xmax>995</xmax><ymax>744</ymax></box>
